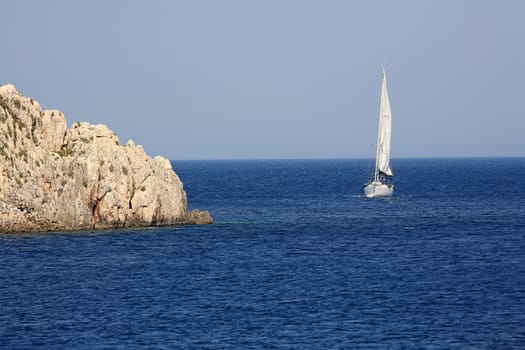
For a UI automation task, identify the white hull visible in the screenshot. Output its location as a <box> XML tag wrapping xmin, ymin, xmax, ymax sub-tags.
<box><xmin>364</xmin><ymin>182</ymin><xmax>394</xmax><ymax>198</ymax></box>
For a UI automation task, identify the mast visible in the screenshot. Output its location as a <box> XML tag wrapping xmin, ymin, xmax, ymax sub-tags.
<box><xmin>373</xmin><ymin>65</ymin><xmax>386</xmax><ymax>182</ymax></box>
<box><xmin>376</xmin><ymin>64</ymin><xmax>393</xmax><ymax>180</ymax></box>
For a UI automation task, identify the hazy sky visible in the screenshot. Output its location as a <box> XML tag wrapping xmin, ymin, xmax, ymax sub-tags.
<box><xmin>2</xmin><ymin>1</ymin><xmax>524</xmax><ymax>159</ymax></box>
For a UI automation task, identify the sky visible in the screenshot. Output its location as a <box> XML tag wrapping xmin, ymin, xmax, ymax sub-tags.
<box><xmin>1</xmin><ymin>0</ymin><xmax>524</xmax><ymax>160</ymax></box>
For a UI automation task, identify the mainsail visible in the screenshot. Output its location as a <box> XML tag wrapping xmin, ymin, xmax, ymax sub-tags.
<box><xmin>375</xmin><ymin>65</ymin><xmax>393</xmax><ymax>177</ymax></box>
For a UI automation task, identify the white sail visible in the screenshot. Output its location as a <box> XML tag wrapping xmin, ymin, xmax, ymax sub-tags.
<box><xmin>376</xmin><ymin>65</ymin><xmax>393</xmax><ymax>177</ymax></box>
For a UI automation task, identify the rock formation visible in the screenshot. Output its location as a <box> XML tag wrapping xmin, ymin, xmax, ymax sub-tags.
<box><xmin>0</xmin><ymin>84</ymin><xmax>212</xmax><ymax>233</ymax></box>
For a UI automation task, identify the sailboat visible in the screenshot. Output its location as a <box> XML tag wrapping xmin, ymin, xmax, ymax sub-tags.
<box><xmin>364</xmin><ymin>65</ymin><xmax>394</xmax><ymax>197</ymax></box>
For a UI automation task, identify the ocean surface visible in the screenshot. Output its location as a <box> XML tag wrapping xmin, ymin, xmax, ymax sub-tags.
<box><xmin>1</xmin><ymin>158</ymin><xmax>524</xmax><ymax>349</ymax></box>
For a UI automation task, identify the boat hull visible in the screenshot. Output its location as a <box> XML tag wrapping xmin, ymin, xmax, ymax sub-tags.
<box><xmin>364</xmin><ymin>182</ymin><xmax>394</xmax><ymax>198</ymax></box>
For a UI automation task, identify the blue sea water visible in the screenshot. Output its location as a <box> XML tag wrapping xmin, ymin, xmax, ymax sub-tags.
<box><xmin>1</xmin><ymin>158</ymin><xmax>524</xmax><ymax>349</ymax></box>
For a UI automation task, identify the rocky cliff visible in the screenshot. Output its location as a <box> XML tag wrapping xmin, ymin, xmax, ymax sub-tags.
<box><xmin>0</xmin><ymin>84</ymin><xmax>212</xmax><ymax>233</ymax></box>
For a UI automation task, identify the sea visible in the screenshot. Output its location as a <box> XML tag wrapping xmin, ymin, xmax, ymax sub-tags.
<box><xmin>1</xmin><ymin>158</ymin><xmax>524</xmax><ymax>349</ymax></box>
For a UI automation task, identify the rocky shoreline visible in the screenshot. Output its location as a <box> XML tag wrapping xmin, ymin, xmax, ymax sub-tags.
<box><xmin>0</xmin><ymin>84</ymin><xmax>212</xmax><ymax>233</ymax></box>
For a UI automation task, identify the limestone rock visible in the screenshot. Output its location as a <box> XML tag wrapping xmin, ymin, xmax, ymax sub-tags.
<box><xmin>0</xmin><ymin>84</ymin><xmax>212</xmax><ymax>233</ymax></box>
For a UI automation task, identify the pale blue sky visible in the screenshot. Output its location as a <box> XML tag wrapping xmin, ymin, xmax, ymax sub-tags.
<box><xmin>2</xmin><ymin>1</ymin><xmax>524</xmax><ymax>159</ymax></box>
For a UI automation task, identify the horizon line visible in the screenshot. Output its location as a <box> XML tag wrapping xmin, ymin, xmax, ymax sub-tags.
<box><xmin>169</xmin><ymin>155</ymin><xmax>525</xmax><ymax>162</ymax></box>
